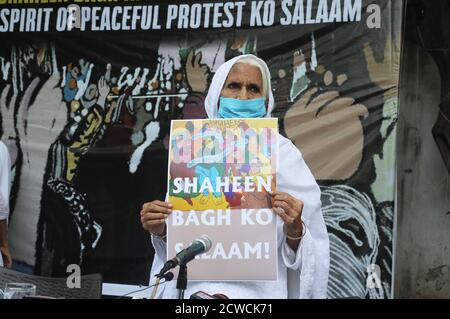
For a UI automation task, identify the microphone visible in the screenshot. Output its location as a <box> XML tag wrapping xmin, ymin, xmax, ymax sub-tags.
<box><xmin>156</xmin><ymin>235</ymin><xmax>212</xmax><ymax>278</ymax></box>
<box><xmin>159</xmin><ymin>271</ymin><xmax>175</xmax><ymax>282</ymax></box>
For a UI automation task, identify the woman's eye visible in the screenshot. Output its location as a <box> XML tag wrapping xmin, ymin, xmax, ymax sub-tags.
<box><xmin>248</xmin><ymin>85</ymin><xmax>261</xmax><ymax>93</ymax></box>
<box><xmin>228</xmin><ymin>82</ymin><xmax>240</xmax><ymax>90</ymax></box>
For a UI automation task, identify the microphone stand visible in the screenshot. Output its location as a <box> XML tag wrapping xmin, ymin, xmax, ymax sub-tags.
<box><xmin>176</xmin><ymin>263</ymin><xmax>188</xmax><ymax>299</ymax></box>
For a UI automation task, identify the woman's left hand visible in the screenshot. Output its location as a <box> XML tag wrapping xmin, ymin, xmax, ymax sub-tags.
<box><xmin>270</xmin><ymin>191</ymin><xmax>304</xmax><ymax>239</ymax></box>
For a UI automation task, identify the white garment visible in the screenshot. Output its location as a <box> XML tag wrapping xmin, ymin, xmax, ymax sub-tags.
<box><xmin>0</xmin><ymin>141</ymin><xmax>11</xmax><ymax>267</ymax></box>
<box><xmin>149</xmin><ymin>54</ymin><xmax>329</xmax><ymax>298</ymax></box>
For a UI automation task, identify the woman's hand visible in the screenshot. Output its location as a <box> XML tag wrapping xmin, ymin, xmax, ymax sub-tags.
<box><xmin>270</xmin><ymin>191</ymin><xmax>304</xmax><ymax>250</ymax></box>
<box><xmin>140</xmin><ymin>200</ymin><xmax>173</xmax><ymax>237</ymax></box>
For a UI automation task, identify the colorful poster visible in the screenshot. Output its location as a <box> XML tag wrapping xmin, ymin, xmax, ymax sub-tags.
<box><xmin>167</xmin><ymin>118</ymin><xmax>279</xmax><ymax>280</ymax></box>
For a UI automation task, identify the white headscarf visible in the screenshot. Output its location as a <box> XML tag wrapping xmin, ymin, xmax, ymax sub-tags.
<box><xmin>204</xmin><ymin>54</ymin><xmax>275</xmax><ymax>119</ymax></box>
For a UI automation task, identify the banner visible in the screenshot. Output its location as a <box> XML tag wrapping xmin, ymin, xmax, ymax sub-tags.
<box><xmin>0</xmin><ymin>1</ymin><xmax>368</xmax><ymax>33</ymax></box>
<box><xmin>0</xmin><ymin>0</ymin><xmax>404</xmax><ymax>297</ymax></box>
<box><xmin>167</xmin><ymin>118</ymin><xmax>278</xmax><ymax>280</ymax></box>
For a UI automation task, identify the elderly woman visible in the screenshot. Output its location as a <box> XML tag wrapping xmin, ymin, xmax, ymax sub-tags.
<box><xmin>140</xmin><ymin>54</ymin><xmax>329</xmax><ymax>299</ymax></box>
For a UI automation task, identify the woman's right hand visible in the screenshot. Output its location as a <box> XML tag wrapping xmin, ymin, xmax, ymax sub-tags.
<box><xmin>140</xmin><ymin>200</ymin><xmax>173</xmax><ymax>237</ymax></box>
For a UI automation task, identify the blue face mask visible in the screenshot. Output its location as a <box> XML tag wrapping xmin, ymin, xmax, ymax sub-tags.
<box><xmin>218</xmin><ymin>96</ymin><xmax>267</xmax><ymax>119</ymax></box>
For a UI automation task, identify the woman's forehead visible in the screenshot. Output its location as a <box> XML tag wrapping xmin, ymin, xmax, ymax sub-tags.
<box><xmin>225</xmin><ymin>63</ymin><xmax>263</xmax><ymax>84</ymax></box>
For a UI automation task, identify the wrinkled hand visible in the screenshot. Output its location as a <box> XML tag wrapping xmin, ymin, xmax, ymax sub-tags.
<box><xmin>140</xmin><ymin>200</ymin><xmax>173</xmax><ymax>237</ymax></box>
<box><xmin>270</xmin><ymin>191</ymin><xmax>304</xmax><ymax>238</ymax></box>
<box><xmin>0</xmin><ymin>245</ymin><xmax>12</xmax><ymax>268</ymax></box>
<box><xmin>186</xmin><ymin>50</ymin><xmax>209</xmax><ymax>94</ymax></box>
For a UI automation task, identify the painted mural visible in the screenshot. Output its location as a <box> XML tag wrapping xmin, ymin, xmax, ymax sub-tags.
<box><xmin>0</xmin><ymin>0</ymin><xmax>403</xmax><ymax>298</ymax></box>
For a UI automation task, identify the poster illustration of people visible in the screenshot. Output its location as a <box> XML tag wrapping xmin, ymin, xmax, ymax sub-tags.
<box><xmin>0</xmin><ymin>0</ymin><xmax>403</xmax><ymax>298</ymax></box>
<box><xmin>167</xmin><ymin>118</ymin><xmax>278</xmax><ymax>280</ymax></box>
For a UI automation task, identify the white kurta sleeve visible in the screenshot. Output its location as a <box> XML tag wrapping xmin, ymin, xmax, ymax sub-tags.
<box><xmin>148</xmin><ymin>232</ymin><xmax>168</xmax><ymax>298</ymax></box>
<box><xmin>0</xmin><ymin>142</ymin><xmax>11</xmax><ymax>268</ymax></box>
<box><xmin>148</xmin><ymin>192</ymin><xmax>171</xmax><ymax>297</ymax></box>
<box><xmin>151</xmin><ymin>233</ymin><xmax>167</xmax><ymax>260</ymax></box>
<box><xmin>0</xmin><ymin>142</ymin><xmax>11</xmax><ymax>221</ymax></box>
<box><xmin>277</xmin><ymin>135</ymin><xmax>330</xmax><ymax>299</ymax></box>
<box><xmin>280</xmin><ymin>223</ymin><xmax>313</xmax><ymax>270</ymax></box>
<box><xmin>149</xmin><ymin>233</ymin><xmax>167</xmax><ymax>278</ymax></box>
